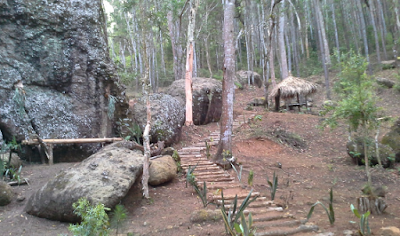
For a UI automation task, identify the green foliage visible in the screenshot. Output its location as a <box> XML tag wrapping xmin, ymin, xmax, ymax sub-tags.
<box><xmin>247</xmin><ymin>170</ymin><xmax>254</xmax><ymax>187</ymax></box>
<box><xmin>69</xmin><ymin>198</ymin><xmax>111</xmax><ymax>236</ymax></box>
<box><xmin>233</xmin><ymin>212</ymin><xmax>256</xmax><ymax>236</ymax></box>
<box><xmin>231</xmin><ymin>164</ymin><xmax>243</xmax><ymax>183</ymax></box>
<box><xmin>172</xmin><ymin>150</ymin><xmax>182</xmax><ymax>172</ymax></box>
<box><xmin>110</xmin><ymin>204</ymin><xmax>127</xmax><ymax>235</ymax></box>
<box><xmin>253</xmin><ymin>115</ymin><xmax>262</xmax><ymax>121</ymax></box>
<box><xmin>205</xmin><ymin>141</ymin><xmax>211</xmax><ymax>160</ymax></box>
<box><xmin>107</xmin><ymin>95</ymin><xmax>117</xmax><ymax>120</ymax></box>
<box><xmin>117</xmin><ymin>118</ymin><xmax>142</xmax><ymax>145</ymax></box>
<box><xmin>1</xmin><ymin>137</ymin><xmax>23</xmax><ymax>183</ymax></box>
<box><xmin>186</xmin><ymin>164</ymin><xmax>210</xmax><ymax>207</ymax></box>
<box><xmin>213</xmin><ymin>70</ymin><xmax>223</xmax><ymax>80</ymax></box>
<box><xmin>220</xmin><ymin>189</ymin><xmax>258</xmax><ymax>235</ymax></box>
<box><xmin>351</xmin><ymin>204</ymin><xmax>371</xmax><ymax>236</ymax></box>
<box><xmin>307</xmin><ymin>188</ymin><xmax>335</xmax><ymax>225</ymax></box>
<box><xmin>267</xmin><ymin>171</ymin><xmax>278</xmax><ymax>201</ymax></box>
<box><xmin>298</xmin><ymin>50</ymin><xmax>323</xmax><ymax>77</ymax></box>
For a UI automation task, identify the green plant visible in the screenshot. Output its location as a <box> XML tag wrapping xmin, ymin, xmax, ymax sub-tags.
<box><xmin>231</xmin><ymin>164</ymin><xmax>243</xmax><ymax>183</ymax></box>
<box><xmin>69</xmin><ymin>198</ymin><xmax>110</xmax><ymax>236</ymax></box>
<box><xmin>110</xmin><ymin>204</ymin><xmax>127</xmax><ymax>235</ymax></box>
<box><xmin>307</xmin><ymin>188</ymin><xmax>335</xmax><ymax>225</ymax></box>
<box><xmin>248</xmin><ymin>170</ymin><xmax>254</xmax><ymax>187</ymax></box>
<box><xmin>233</xmin><ymin>212</ymin><xmax>256</xmax><ymax>236</ymax></box>
<box><xmin>351</xmin><ymin>204</ymin><xmax>371</xmax><ymax>236</ymax></box>
<box><xmin>267</xmin><ymin>172</ymin><xmax>278</xmax><ymax>201</ymax></box>
<box><xmin>205</xmin><ymin>141</ymin><xmax>211</xmax><ymax>159</ymax></box>
<box><xmin>220</xmin><ymin>189</ymin><xmax>258</xmax><ymax>235</ymax></box>
<box><xmin>253</xmin><ymin>115</ymin><xmax>262</xmax><ymax>121</ymax></box>
<box><xmin>186</xmin><ymin>164</ymin><xmax>210</xmax><ymax>208</ymax></box>
<box><xmin>172</xmin><ymin>150</ymin><xmax>182</xmax><ymax>172</ymax></box>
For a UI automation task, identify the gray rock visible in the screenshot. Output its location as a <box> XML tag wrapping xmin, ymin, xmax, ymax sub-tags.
<box><xmin>25</xmin><ymin>141</ymin><xmax>144</xmax><ymax>222</ymax></box>
<box><xmin>0</xmin><ymin>0</ymin><xmax>126</xmax><ymax>161</ymax></box>
<box><xmin>0</xmin><ymin>152</ymin><xmax>22</xmax><ymax>169</ymax></box>
<box><xmin>131</xmin><ymin>93</ymin><xmax>184</xmax><ymax>145</ymax></box>
<box><xmin>0</xmin><ymin>130</ymin><xmax>3</xmax><ymax>147</ymax></box>
<box><xmin>0</xmin><ymin>180</ymin><xmax>13</xmax><ymax>206</ymax></box>
<box><xmin>376</xmin><ymin>77</ymin><xmax>395</xmax><ymax>88</ymax></box>
<box><xmin>148</xmin><ymin>155</ymin><xmax>177</xmax><ymax>186</ymax></box>
<box><xmin>190</xmin><ymin>209</ymin><xmax>222</xmax><ymax>223</ymax></box>
<box><xmin>347</xmin><ymin>137</ymin><xmax>395</xmax><ymax>167</ymax></box>
<box><xmin>166</xmin><ymin>78</ymin><xmax>222</xmax><ymax>125</ymax></box>
<box><xmin>236</xmin><ymin>70</ymin><xmax>263</xmax><ymax>88</ymax></box>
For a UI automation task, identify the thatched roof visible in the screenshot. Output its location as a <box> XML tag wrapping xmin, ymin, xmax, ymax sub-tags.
<box><xmin>268</xmin><ymin>75</ymin><xmax>318</xmax><ymax>100</ymax></box>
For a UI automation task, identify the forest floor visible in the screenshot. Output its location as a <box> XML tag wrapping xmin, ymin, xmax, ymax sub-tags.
<box><xmin>1</xmin><ymin>69</ymin><xmax>400</xmax><ymax>236</ymax></box>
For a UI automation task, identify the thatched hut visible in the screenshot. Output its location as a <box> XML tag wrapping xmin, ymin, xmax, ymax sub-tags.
<box><xmin>268</xmin><ymin>75</ymin><xmax>318</xmax><ymax>111</ymax></box>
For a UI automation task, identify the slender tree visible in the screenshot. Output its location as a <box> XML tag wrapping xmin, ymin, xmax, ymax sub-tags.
<box><xmin>278</xmin><ymin>0</ymin><xmax>289</xmax><ymax>79</ymax></box>
<box><xmin>214</xmin><ymin>0</ymin><xmax>235</xmax><ymax>166</ymax></box>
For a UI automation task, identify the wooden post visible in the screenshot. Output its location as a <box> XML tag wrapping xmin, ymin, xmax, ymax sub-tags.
<box><xmin>48</xmin><ymin>144</ymin><xmax>53</xmax><ymax>165</ymax></box>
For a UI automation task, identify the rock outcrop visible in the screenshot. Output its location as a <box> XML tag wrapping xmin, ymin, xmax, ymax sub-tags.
<box><xmin>347</xmin><ymin>137</ymin><xmax>394</xmax><ymax>167</ymax></box>
<box><xmin>148</xmin><ymin>155</ymin><xmax>177</xmax><ymax>186</ymax></box>
<box><xmin>130</xmin><ymin>93</ymin><xmax>184</xmax><ymax>145</ymax></box>
<box><xmin>166</xmin><ymin>78</ymin><xmax>222</xmax><ymax>125</ymax></box>
<box><xmin>236</xmin><ymin>70</ymin><xmax>263</xmax><ymax>88</ymax></box>
<box><xmin>0</xmin><ymin>0</ymin><xmax>126</xmax><ymax>161</ymax></box>
<box><xmin>0</xmin><ymin>152</ymin><xmax>22</xmax><ymax>169</ymax></box>
<box><xmin>382</xmin><ymin>118</ymin><xmax>400</xmax><ymax>162</ymax></box>
<box><xmin>25</xmin><ymin>141</ymin><xmax>144</xmax><ymax>222</ymax></box>
<box><xmin>0</xmin><ymin>180</ymin><xmax>13</xmax><ymax>206</ymax></box>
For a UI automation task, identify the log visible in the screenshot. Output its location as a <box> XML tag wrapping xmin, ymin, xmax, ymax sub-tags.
<box><xmin>357</xmin><ymin>196</ymin><xmax>387</xmax><ymax>214</ymax></box>
<box><xmin>22</xmin><ymin>137</ymin><xmax>123</xmax><ymax>145</ymax></box>
<box><xmin>7</xmin><ymin>178</ymin><xmax>29</xmax><ymax>186</ymax></box>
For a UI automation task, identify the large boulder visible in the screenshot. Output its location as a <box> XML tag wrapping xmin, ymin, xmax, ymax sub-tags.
<box><xmin>130</xmin><ymin>93</ymin><xmax>184</xmax><ymax>145</ymax></box>
<box><xmin>0</xmin><ymin>152</ymin><xmax>22</xmax><ymax>169</ymax></box>
<box><xmin>376</xmin><ymin>77</ymin><xmax>395</xmax><ymax>88</ymax></box>
<box><xmin>0</xmin><ymin>0</ymin><xmax>126</xmax><ymax>161</ymax></box>
<box><xmin>0</xmin><ymin>180</ymin><xmax>13</xmax><ymax>206</ymax></box>
<box><xmin>347</xmin><ymin>137</ymin><xmax>395</xmax><ymax>167</ymax></box>
<box><xmin>236</xmin><ymin>70</ymin><xmax>263</xmax><ymax>88</ymax></box>
<box><xmin>25</xmin><ymin>141</ymin><xmax>144</xmax><ymax>222</ymax></box>
<box><xmin>166</xmin><ymin>78</ymin><xmax>222</xmax><ymax>125</ymax></box>
<box><xmin>382</xmin><ymin>118</ymin><xmax>400</xmax><ymax>162</ymax></box>
<box><xmin>148</xmin><ymin>155</ymin><xmax>177</xmax><ymax>186</ymax></box>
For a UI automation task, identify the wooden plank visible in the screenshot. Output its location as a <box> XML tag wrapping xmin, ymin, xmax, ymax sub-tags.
<box><xmin>22</xmin><ymin>137</ymin><xmax>123</xmax><ymax>145</ymax></box>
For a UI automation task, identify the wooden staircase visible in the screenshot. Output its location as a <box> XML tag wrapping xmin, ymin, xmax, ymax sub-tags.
<box><xmin>178</xmin><ymin>114</ymin><xmax>319</xmax><ymax>236</ymax></box>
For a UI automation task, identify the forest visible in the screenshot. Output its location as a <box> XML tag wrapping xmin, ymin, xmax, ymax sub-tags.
<box><xmin>105</xmin><ymin>0</ymin><xmax>400</xmax><ymax>93</ymax></box>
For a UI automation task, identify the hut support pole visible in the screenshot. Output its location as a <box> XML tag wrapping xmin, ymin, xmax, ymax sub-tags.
<box><xmin>297</xmin><ymin>94</ymin><xmax>301</xmax><ymax>112</ymax></box>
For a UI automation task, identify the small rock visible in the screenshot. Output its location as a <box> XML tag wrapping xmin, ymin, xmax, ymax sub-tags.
<box><xmin>316</xmin><ymin>232</ymin><xmax>334</xmax><ymax>236</ymax></box>
<box><xmin>305</xmin><ymin>185</ymin><xmax>313</xmax><ymax>189</ymax></box>
<box><xmin>343</xmin><ymin>230</ymin><xmax>354</xmax><ymax>236</ymax></box>
<box><xmin>17</xmin><ymin>194</ymin><xmax>25</xmax><ymax>202</ymax></box>
<box><xmin>143</xmin><ymin>222</ymin><xmax>147</xmax><ymax>226</ymax></box>
<box><xmin>380</xmin><ymin>227</ymin><xmax>400</xmax><ymax>236</ymax></box>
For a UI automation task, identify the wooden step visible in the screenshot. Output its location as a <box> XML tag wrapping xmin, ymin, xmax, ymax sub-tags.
<box><xmin>255</xmin><ymin>224</ymin><xmax>319</xmax><ymax>236</ymax></box>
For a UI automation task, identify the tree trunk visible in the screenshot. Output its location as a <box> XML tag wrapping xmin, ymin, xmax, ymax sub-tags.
<box><xmin>278</xmin><ymin>0</ymin><xmax>289</xmax><ymax>80</ymax></box>
<box><xmin>184</xmin><ymin>0</ymin><xmax>199</xmax><ymax>126</ymax></box>
<box><xmin>167</xmin><ymin>11</ymin><xmax>184</xmax><ymax>80</ymax></box>
<box><xmin>314</xmin><ymin>0</ymin><xmax>331</xmax><ymax>65</ymax></box>
<box><xmin>367</xmin><ymin>0</ymin><xmax>381</xmax><ymax>64</ymax></box>
<box><xmin>330</xmin><ymin>0</ymin><xmax>340</xmax><ymax>63</ymax></box>
<box><xmin>356</xmin><ymin>0</ymin><xmax>372</xmax><ymax>75</ymax></box>
<box><xmin>214</xmin><ymin>0</ymin><xmax>235</xmax><ymax>166</ymax></box>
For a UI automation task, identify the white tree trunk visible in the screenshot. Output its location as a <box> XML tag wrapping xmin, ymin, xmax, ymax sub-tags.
<box><xmin>278</xmin><ymin>0</ymin><xmax>289</xmax><ymax>80</ymax></box>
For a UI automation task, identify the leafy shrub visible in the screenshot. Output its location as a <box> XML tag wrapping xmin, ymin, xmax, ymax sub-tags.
<box><xmin>69</xmin><ymin>198</ymin><xmax>110</xmax><ymax>236</ymax></box>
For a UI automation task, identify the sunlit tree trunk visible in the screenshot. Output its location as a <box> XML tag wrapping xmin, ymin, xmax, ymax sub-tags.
<box><xmin>278</xmin><ymin>0</ymin><xmax>288</xmax><ymax>80</ymax></box>
<box><xmin>214</xmin><ymin>0</ymin><xmax>235</xmax><ymax>165</ymax></box>
<box><xmin>184</xmin><ymin>0</ymin><xmax>199</xmax><ymax>126</ymax></box>
<box><xmin>313</xmin><ymin>0</ymin><xmax>330</xmax><ymax>65</ymax></box>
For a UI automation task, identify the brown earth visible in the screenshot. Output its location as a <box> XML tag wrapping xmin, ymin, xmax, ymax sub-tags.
<box><xmin>1</xmin><ymin>70</ymin><xmax>400</xmax><ymax>236</ymax></box>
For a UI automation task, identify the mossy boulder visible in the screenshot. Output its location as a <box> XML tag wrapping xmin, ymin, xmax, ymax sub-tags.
<box><xmin>0</xmin><ymin>180</ymin><xmax>13</xmax><ymax>206</ymax></box>
<box><xmin>347</xmin><ymin>137</ymin><xmax>395</xmax><ymax>167</ymax></box>
<box><xmin>382</xmin><ymin>118</ymin><xmax>400</xmax><ymax>162</ymax></box>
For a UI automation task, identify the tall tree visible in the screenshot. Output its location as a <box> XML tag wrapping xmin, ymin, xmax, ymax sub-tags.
<box><xmin>214</xmin><ymin>0</ymin><xmax>235</xmax><ymax>166</ymax></box>
<box><xmin>355</xmin><ymin>0</ymin><xmax>372</xmax><ymax>74</ymax></box>
<box><xmin>313</xmin><ymin>0</ymin><xmax>331</xmax><ymax>65</ymax></box>
<box><xmin>278</xmin><ymin>0</ymin><xmax>289</xmax><ymax>79</ymax></box>
<box><xmin>184</xmin><ymin>0</ymin><xmax>199</xmax><ymax>126</ymax></box>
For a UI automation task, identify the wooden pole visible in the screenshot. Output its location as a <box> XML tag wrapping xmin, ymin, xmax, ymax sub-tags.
<box><xmin>22</xmin><ymin>137</ymin><xmax>123</xmax><ymax>145</ymax></box>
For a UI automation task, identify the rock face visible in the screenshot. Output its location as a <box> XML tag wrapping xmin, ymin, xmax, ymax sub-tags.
<box><xmin>130</xmin><ymin>93</ymin><xmax>184</xmax><ymax>145</ymax></box>
<box><xmin>236</xmin><ymin>70</ymin><xmax>263</xmax><ymax>88</ymax></box>
<box><xmin>380</xmin><ymin>227</ymin><xmax>400</xmax><ymax>236</ymax></box>
<box><xmin>25</xmin><ymin>141</ymin><xmax>144</xmax><ymax>222</ymax></box>
<box><xmin>382</xmin><ymin>118</ymin><xmax>400</xmax><ymax>162</ymax></box>
<box><xmin>148</xmin><ymin>155</ymin><xmax>177</xmax><ymax>186</ymax></box>
<box><xmin>0</xmin><ymin>0</ymin><xmax>126</xmax><ymax>161</ymax></box>
<box><xmin>347</xmin><ymin>137</ymin><xmax>394</xmax><ymax>167</ymax></box>
<box><xmin>166</xmin><ymin>78</ymin><xmax>222</xmax><ymax>125</ymax></box>
<box><xmin>0</xmin><ymin>180</ymin><xmax>13</xmax><ymax>206</ymax></box>
<box><xmin>0</xmin><ymin>130</ymin><xmax>3</xmax><ymax>147</ymax></box>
